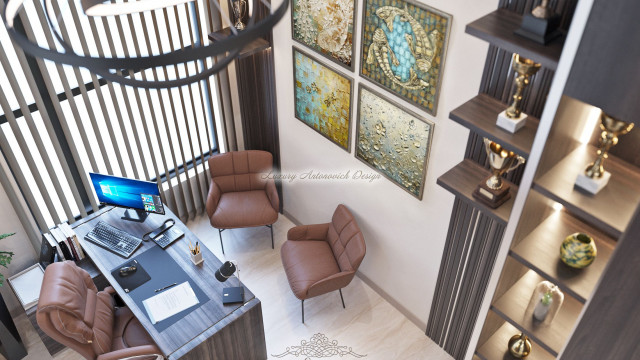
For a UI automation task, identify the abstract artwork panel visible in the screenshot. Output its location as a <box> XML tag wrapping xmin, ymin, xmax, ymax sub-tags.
<box><xmin>292</xmin><ymin>0</ymin><xmax>356</xmax><ymax>69</ymax></box>
<box><xmin>356</xmin><ymin>85</ymin><xmax>433</xmax><ymax>199</ymax></box>
<box><xmin>293</xmin><ymin>48</ymin><xmax>353</xmax><ymax>150</ymax></box>
<box><xmin>360</xmin><ymin>0</ymin><xmax>451</xmax><ymax>115</ymax></box>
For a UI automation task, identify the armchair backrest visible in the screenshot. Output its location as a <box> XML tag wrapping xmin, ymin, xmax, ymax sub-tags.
<box><xmin>37</xmin><ymin>261</ymin><xmax>116</xmax><ymax>359</ymax></box>
<box><xmin>208</xmin><ymin>150</ymin><xmax>273</xmax><ymax>193</ymax></box>
<box><xmin>327</xmin><ymin>204</ymin><xmax>366</xmax><ymax>273</ymax></box>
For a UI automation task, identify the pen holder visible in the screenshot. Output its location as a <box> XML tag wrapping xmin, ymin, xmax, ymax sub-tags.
<box><xmin>190</xmin><ymin>252</ymin><xmax>203</xmax><ymax>265</ymax></box>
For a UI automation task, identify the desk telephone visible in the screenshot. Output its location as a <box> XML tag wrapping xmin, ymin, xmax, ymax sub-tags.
<box><xmin>143</xmin><ymin>219</ymin><xmax>185</xmax><ymax>249</ymax></box>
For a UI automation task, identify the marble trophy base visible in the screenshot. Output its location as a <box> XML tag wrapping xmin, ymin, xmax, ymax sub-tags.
<box><xmin>575</xmin><ymin>171</ymin><xmax>611</xmax><ymax>195</ymax></box>
<box><xmin>472</xmin><ymin>178</ymin><xmax>512</xmax><ymax>209</ymax></box>
<box><xmin>497</xmin><ymin>110</ymin><xmax>527</xmax><ymax>133</ymax></box>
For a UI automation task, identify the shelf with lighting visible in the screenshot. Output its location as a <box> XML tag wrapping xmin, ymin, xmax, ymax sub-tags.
<box><xmin>491</xmin><ymin>269</ymin><xmax>582</xmax><ymax>357</ymax></box>
<box><xmin>476</xmin><ymin>316</ymin><xmax>555</xmax><ymax>360</ymax></box>
<box><xmin>533</xmin><ymin>145</ymin><xmax>640</xmax><ymax>238</ymax></box>
<box><xmin>509</xmin><ymin>210</ymin><xmax>616</xmax><ymax>303</ymax></box>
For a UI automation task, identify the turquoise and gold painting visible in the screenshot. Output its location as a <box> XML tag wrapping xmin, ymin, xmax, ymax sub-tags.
<box><xmin>355</xmin><ymin>85</ymin><xmax>434</xmax><ymax>199</ymax></box>
<box><xmin>360</xmin><ymin>0</ymin><xmax>451</xmax><ymax>115</ymax></box>
<box><xmin>293</xmin><ymin>48</ymin><xmax>353</xmax><ymax>151</ymax></box>
<box><xmin>292</xmin><ymin>0</ymin><xmax>356</xmax><ymax>69</ymax></box>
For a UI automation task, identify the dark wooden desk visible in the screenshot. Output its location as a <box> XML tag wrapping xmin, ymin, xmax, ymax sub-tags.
<box><xmin>72</xmin><ymin>207</ymin><xmax>267</xmax><ymax>360</ymax></box>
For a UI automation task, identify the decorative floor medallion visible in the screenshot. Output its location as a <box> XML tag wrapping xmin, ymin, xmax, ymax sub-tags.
<box><xmin>272</xmin><ymin>333</ymin><xmax>367</xmax><ymax>359</ymax></box>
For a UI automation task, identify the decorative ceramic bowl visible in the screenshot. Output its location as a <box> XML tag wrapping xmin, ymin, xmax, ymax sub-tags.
<box><xmin>560</xmin><ymin>232</ymin><xmax>597</xmax><ymax>268</ymax></box>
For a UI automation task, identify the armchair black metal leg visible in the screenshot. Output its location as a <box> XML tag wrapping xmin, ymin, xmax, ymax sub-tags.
<box><xmin>339</xmin><ymin>289</ymin><xmax>345</xmax><ymax>309</ymax></box>
<box><xmin>218</xmin><ymin>229</ymin><xmax>225</xmax><ymax>254</ymax></box>
<box><xmin>267</xmin><ymin>224</ymin><xmax>274</xmax><ymax>249</ymax></box>
<box><xmin>301</xmin><ymin>300</ymin><xmax>305</xmax><ymax>323</ymax></box>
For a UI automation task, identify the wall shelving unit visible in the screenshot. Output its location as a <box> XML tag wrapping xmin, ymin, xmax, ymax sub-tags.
<box><xmin>436</xmin><ymin>0</ymin><xmax>640</xmax><ymax>359</ymax></box>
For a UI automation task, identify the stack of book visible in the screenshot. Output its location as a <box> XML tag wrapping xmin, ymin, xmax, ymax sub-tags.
<box><xmin>40</xmin><ymin>223</ymin><xmax>85</xmax><ymax>267</ymax></box>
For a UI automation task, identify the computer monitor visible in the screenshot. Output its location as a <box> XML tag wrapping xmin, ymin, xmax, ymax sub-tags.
<box><xmin>89</xmin><ymin>172</ymin><xmax>165</xmax><ymax>222</ymax></box>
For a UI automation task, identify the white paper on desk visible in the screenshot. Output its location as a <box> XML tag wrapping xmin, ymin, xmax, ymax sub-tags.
<box><xmin>142</xmin><ymin>282</ymin><xmax>199</xmax><ymax>324</ymax></box>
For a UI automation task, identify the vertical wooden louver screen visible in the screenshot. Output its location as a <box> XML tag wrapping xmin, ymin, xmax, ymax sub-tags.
<box><xmin>0</xmin><ymin>0</ymin><xmax>224</xmax><ymax>244</ymax></box>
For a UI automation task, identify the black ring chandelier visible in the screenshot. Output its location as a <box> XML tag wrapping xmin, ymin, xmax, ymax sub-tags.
<box><xmin>2</xmin><ymin>0</ymin><xmax>288</xmax><ymax>88</ymax></box>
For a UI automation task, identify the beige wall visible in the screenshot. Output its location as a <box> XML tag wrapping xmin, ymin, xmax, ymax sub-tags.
<box><xmin>272</xmin><ymin>0</ymin><xmax>497</xmax><ymax>327</ymax></box>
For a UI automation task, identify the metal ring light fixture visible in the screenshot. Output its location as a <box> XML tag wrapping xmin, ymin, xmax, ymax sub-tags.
<box><xmin>2</xmin><ymin>0</ymin><xmax>289</xmax><ymax>88</ymax></box>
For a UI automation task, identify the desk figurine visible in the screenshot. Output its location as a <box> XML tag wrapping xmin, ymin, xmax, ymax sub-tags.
<box><xmin>496</xmin><ymin>54</ymin><xmax>541</xmax><ymax>133</ymax></box>
<box><xmin>472</xmin><ymin>138</ymin><xmax>526</xmax><ymax>209</ymax></box>
<box><xmin>575</xmin><ymin>111</ymin><xmax>634</xmax><ymax>194</ymax></box>
<box><xmin>514</xmin><ymin>0</ymin><xmax>562</xmax><ymax>45</ymax></box>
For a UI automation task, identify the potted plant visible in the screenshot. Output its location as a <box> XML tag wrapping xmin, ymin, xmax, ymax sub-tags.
<box><xmin>0</xmin><ymin>233</ymin><xmax>15</xmax><ymax>286</ymax></box>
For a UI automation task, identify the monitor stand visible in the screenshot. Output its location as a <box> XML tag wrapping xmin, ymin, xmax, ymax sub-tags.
<box><xmin>121</xmin><ymin>209</ymin><xmax>149</xmax><ymax>223</ymax></box>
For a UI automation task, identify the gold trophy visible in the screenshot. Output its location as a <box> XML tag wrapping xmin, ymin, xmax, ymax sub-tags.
<box><xmin>231</xmin><ymin>0</ymin><xmax>248</xmax><ymax>30</ymax></box>
<box><xmin>497</xmin><ymin>54</ymin><xmax>541</xmax><ymax>133</ymax></box>
<box><xmin>575</xmin><ymin>111</ymin><xmax>634</xmax><ymax>194</ymax></box>
<box><xmin>473</xmin><ymin>138</ymin><xmax>526</xmax><ymax>209</ymax></box>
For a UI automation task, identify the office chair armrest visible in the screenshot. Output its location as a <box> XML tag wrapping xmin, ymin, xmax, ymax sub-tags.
<box><xmin>96</xmin><ymin>345</ymin><xmax>163</xmax><ymax>360</ymax></box>
<box><xmin>206</xmin><ymin>181</ymin><xmax>222</xmax><ymax>218</ymax></box>
<box><xmin>307</xmin><ymin>271</ymin><xmax>355</xmax><ymax>299</ymax></box>
<box><xmin>103</xmin><ymin>286</ymin><xmax>116</xmax><ymax>295</ymax></box>
<box><xmin>287</xmin><ymin>223</ymin><xmax>330</xmax><ymax>241</ymax></box>
<box><xmin>265</xmin><ymin>179</ymin><xmax>280</xmax><ymax>212</ymax></box>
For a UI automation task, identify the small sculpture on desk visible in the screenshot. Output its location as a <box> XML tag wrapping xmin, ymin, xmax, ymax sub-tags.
<box><xmin>496</xmin><ymin>54</ymin><xmax>541</xmax><ymax>133</ymax></box>
<box><xmin>526</xmin><ymin>281</ymin><xmax>564</xmax><ymax>325</ymax></box>
<box><xmin>514</xmin><ymin>0</ymin><xmax>562</xmax><ymax>45</ymax></box>
<box><xmin>472</xmin><ymin>138</ymin><xmax>526</xmax><ymax>209</ymax></box>
<box><xmin>575</xmin><ymin>111</ymin><xmax>633</xmax><ymax>194</ymax></box>
<box><xmin>230</xmin><ymin>0</ymin><xmax>248</xmax><ymax>30</ymax></box>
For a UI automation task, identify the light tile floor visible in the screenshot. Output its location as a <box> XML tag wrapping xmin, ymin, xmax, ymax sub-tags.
<box><xmin>6</xmin><ymin>213</ymin><xmax>451</xmax><ymax>360</ymax></box>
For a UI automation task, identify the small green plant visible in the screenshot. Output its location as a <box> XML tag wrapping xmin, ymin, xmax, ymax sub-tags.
<box><xmin>541</xmin><ymin>291</ymin><xmax>553</xmax><ymax>306</ymax></box>
<box><xmin>0</xmin><ymin>233</ymin><xmax>15</xmax><ymax>286</ymax></box>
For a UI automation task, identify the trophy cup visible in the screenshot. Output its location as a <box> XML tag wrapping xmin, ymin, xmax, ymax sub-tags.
<box><xmin>514</xmin><ymin>0</ymin><xmax>562</xmax><ymax>45</ymax></box>
<box><xmin>472</xmin><ymin>138</ymin><xmax>526</xmax><ymax>209</ymax></box>
<box><xmin>575</xmin><ymin>112</ymin><xmax>634</xmax><ymax>194</ymax></box>
<box><xmin>231</xmin><ymin>0</ymin><xmax>248</xmax><ymax>31</ymax></box>
<box><xmin>496</xmin><ymin>54</ymin><xmax>541</xmax><ymax>133</ymax></box>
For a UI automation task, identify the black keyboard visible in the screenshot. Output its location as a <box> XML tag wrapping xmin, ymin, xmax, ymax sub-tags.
<box><xmin>85</xmin><ymin>221</ymin><xmax>142</xmax><ymax>258</ymax></box>
<box><xmin>153</xmin><ymin>227</ymin><xmax>184</xmax><ymax>249</ymax></box>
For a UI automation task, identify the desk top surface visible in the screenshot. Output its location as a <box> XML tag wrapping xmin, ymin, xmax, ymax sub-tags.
<box><xmin>73</xmin><ymin>207</ymin><xmax>256</xmax><ymax>357</ymax></box>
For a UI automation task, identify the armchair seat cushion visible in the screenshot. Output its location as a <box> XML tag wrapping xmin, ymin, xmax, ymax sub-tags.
<box><xmin>112</xmin><ymin>307</ymin><xmax>155</xmax><ymax>351</ymax></box>
<box><xmin>281</xmin><ymin>240</ymin><xmax>341</xmax><ymax>300</ymax></box>
<box><xmin>210</xmin><ymin>190</ymin><xmax>278</xmax><ymax>229</ymax></box>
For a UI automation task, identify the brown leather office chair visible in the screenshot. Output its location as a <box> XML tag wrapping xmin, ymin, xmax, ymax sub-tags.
<box><xmin>206</xmin><ymin>150</ymin><xmax>279</xmax><ymax>254</ymax></box>
<box><xmin>37</xmin><ymin>261</ymin><xmax>162</xmax><ymax>360</ymax></box>
<box><xmin>281</xmin><ymin>204</ymin><xmax>366</xmax><ymax>323</ymax></box>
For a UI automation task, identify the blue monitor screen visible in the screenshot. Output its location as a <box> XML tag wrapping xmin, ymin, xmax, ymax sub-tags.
<box><xmin>89</xmin><ymin>173</ymin><xmax>165</xmax><ymax>214</ymax></box>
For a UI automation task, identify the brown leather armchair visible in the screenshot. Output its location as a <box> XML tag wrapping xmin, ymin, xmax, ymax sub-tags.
<box><xmin>37</xmin><ymin>261</ymin><xmax>162</xmax><ymax>360</ymax></box>
<box><xmin>281</xmin><ymin>204</ymin><xmax>366</xmax><ymax>323</ymax></box>
<box><xmin>206</xmin><ymin>150</ymin><xmax>279</xmax><ymax>254</ymax></box>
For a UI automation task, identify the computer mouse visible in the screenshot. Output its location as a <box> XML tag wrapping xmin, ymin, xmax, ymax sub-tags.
<box><xmin>119</xmin><ymin>265</ymin><xmax>137</xmax><ymax>276</ymax></box>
